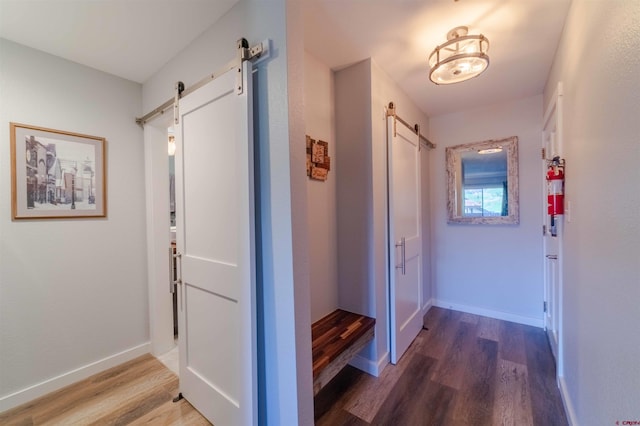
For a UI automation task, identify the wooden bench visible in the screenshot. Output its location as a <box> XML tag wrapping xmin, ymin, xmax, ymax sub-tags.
<box><xmin>311</xmin><ymin>309</ymin><xmax>375</xmax><ymax>395</ymax></box>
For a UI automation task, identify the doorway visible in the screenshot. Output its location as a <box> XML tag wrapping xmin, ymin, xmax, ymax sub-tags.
<box><xmin>141</xmin><ymin>119</ymin><xmax>180</xmax><ymax>374</ymax></box>
<box><xmin>143</xmin><ymin>57</ymin><xmax>258</xmax><ymax>425</ymax></box>
<box><xmin>168</xmin><ymin>127</ymin><xmax>178</xmax><ymax>340</ymax></box>
<box><xmin>542</xmin><ymin>82</ymin><xmax>564</xmax><ymax>377</ymax></box>
<box><xmin>156</xmin><ymin>126</ymin><xmax>180</xmax><ymax>375</ymax></box>
<box><xmin>143</xmin><ymin>121</ymin><xmax>179</xmax><ymax>361</ymax></box>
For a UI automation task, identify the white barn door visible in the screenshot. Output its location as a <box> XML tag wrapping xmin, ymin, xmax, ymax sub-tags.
<box><xmin>175</xmin><ymin>61</ymin><xmax>256</xmax><ymax>425</ymax></box>
<box><xmin>388</xmin><ymin>116</ymin><xmax>423</xmax><ymax>364</ymax></box>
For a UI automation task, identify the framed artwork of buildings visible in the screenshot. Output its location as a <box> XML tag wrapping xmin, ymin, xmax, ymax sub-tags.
<box><xmin>10</xmin><ymin>123</ymin><xmax>107</xmax><ymax>219</ymax></box>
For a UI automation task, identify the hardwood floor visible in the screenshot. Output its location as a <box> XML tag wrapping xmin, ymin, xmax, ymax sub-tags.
<box><xmin>1</xmin><ymin>308</ymin><xmax>567</xmax><ymax>426</ymax></box>
<box><xmin>315</xmin><ymin>308</ymin><xmax>568</xmax><ymax>426</ymax></box>
<box><xmin>0</xmin><ymin>354</ymin><xmax>211</xmax><ymax>426</ymax></box>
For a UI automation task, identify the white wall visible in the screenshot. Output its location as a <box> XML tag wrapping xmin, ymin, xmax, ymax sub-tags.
<box><xmin>429</xmin><ymin>95</ymin><xmax>543</xmax><ymax>326</ymax></box>
<box><xmin>0</xmin><ymin>39</ymin><xmax>148</xmax><ymax>411</ymax></box>
<box><xmin>141</xmin><ymin>1</ymin><xmax>313</xmax><ymax>424</ymax></box>
<box><xmin>543</xmin><ymin>1</ymin><xmax>640</xmax><ymax>424</ymax></box>
<box><xmin>286</xmin><ymin>5</ymin><xmax>314</xmax><ymax>425</ymax></box>
<box><xmin>335</xmin><ymin>59</ymin><xmax>430</xmax><ymax>375</ymax></box>
<box><xmin>335</xmin><ymin>59</ymin><xmax>383</xmax><ymax>372</ymax></box>
<box><xmin>304</xmin><ymin>51</ymin><xmax>338</xmax><ymax>323</ymax></box>
<box><xmin>335</xmin><ymin>59</ymin><xmax>372</xmax><ymax>323</ymax></box>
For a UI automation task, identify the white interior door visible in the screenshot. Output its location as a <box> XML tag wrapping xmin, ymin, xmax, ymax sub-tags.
<box><xmin>543</xmin><ymin>130</ymin><xmax>560</xmax><ymax>362</ymax></box>
<box><xmin>175</xmin><ymin>61</ymin><xmax>256</xmax><ymax>425</ymax></box>
<box><xmin>542</xmin><ymin>83</ymin><xmax>563</xmax><ymax>370</ymax></box>
<box><xmin>388</xmin><ymin>116</ymin><xmax>422</xmax><ymax>364</ymax></box>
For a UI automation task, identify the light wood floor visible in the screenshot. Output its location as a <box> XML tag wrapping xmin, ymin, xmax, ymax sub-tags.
<box><xmin>0</xmin><ymin>354</ymin><xmax>210</xmax><ymax>425</ymax></box>
<box><xmin>315</xmin><ymin>307</ymin><xmax>568</xmax><ymax>425</ymax></box>
<box><xmin>1</xmin><ymin>308</ymin><xmax>567</xmax><ymax>425</ymax></box>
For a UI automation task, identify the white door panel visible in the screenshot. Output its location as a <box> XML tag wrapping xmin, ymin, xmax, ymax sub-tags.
<box><xmin>175</xmin><ymin>61</ymin><xmax>256</xmax><ymax>426</ymax></box>
<box><xmin>388</xmin><ymin>116</ymin><xmax>422</xmax><ymax>364</ymax></box>
<box><xmin>182</xmin><ymin>90</ymin><xmax>240</xmax><ymax>264</ymax></box>
<box><xmin>542</xmin><ymin>83</ymin><xmax>564</xmax><ymax>373</ymax></box>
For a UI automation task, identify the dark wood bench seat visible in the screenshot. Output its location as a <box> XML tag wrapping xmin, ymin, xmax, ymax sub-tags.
<box><xmin>311</xmin><ymin>309</ymin><xmax>375</xmax><ymax>395</ymax></box>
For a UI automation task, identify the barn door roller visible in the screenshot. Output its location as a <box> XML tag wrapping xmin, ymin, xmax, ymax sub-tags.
<box><xmin>136</xmin><ymin>38</ymin><xmax>269</xmax><ymax>127</ymax></box>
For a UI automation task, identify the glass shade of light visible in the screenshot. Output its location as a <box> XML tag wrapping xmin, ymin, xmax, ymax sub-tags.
<box><xmin>429</xmin><ymin>33</ymin><xmax>489</xmax><ymax>85</ymax></box>
<box><xmin>168</xmin><ymin>137</ymin><xmax>176</xmax><ymax>156</ymax></box>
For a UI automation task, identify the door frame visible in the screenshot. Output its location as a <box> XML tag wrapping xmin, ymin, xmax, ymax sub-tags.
<box><xmin>542</xmin><ymin>82</ymin><xmax>564</xmax><ymax>378</ymax></box>
<box><xmin>144</xmin><ymin>39</ymin><xmax>268</xmax><ymax>363</ymax></box>
<box><xmin>144</xmin><ymin>118</ymin><xmax>177</xmax><ymax>358</ymax></box>
<box><xmin>141</xmin><ymin>37</ymin><xmax>315</xmax><ymax>425</ymax></box>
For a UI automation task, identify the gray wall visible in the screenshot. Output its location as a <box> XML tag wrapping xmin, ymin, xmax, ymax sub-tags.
<box><xmin>304</xmin><ymin>51</ymin><xmax>339</xmax><ymax>323</ymax></box>
<box><xmin>429</xmin><ymin>95</ymin><xmax>544</xmax><ymax>326</ymax></box>
<box><xmin>0</xmin><ymin>39</ymin><xmax>148</xmax><ymax>411</ymax></box>
<box><xmin>543</xmin><ymin>1</ymin><xmax>640</xmax><ymax>423</ymax></box>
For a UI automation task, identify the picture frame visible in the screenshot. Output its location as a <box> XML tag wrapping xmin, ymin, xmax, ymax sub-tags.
<box><xmin>10</xmin><ymin>122</ymin><xmax>107</xmax><ymax>219</ymax></box>
<box><xmin>306</xmin><ymin>135</ymin><xmax>331</xmax><ymax>181</ymax></box>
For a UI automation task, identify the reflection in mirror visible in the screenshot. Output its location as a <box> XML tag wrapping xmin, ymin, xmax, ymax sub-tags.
<box><xmin>460</xmin><ymin>149</ymin><xmax>507</xmax><ymax>216</ymax></box>
<box><xmin>446</xmin><ymin>136</ymin><xmax>519</xmax><ymax>224</ymax></box>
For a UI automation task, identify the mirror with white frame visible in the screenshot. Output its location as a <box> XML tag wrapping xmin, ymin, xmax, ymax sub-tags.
<box><xmin>446</xmin><ymin>136</ymin><xmax>519</xmax><ymax>224</ymax></box>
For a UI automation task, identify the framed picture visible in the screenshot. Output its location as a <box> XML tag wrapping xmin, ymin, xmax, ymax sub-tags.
<box><xmin>305</xmin><ymin>135</ymin><xmax>331</xmax><ymax>181</ymax></box>
<box><xmin>10</xmin><ymin>123</ymin><xmax>107</xmax><ymax>219</ymax></box>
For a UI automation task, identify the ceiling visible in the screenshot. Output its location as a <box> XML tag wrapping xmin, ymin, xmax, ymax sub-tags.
<box><xmin>0</xmin><ymin>0</ymin><xmax>571</xmax><ymax>117</ymax></box>
<box><xmin>0</xmin><ymin>0</ymin><xmax>239</xmax><ymax>83</ymax></box>
<box><xmin>303</xmin><ymin>0</ymin><xmax>571</xmax><ymax>117</ymax></box>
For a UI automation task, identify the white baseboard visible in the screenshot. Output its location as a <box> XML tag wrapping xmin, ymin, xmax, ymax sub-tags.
<box><xmin>432</xmin><ymin>299</ymin><xmax>543</xmax><ymax>328</ymax></box>
<box><xmin>349</xmin><ymin>350</ymin><xmax>389</xmax><ymax>378</ymax></box>
<box><xmin>0</xmin><ymin>342</ymin><xmax>151</xmax><ymax>413</ymax></box>
<box><xmin>422</xmin><ymin>298</ymin><xmax>434</xmax><ymax>314</ymax></box>
<box><xmin>558</xmin><ymin>375</ymin><xmax>578</xmax><ymax>426</ymax></box>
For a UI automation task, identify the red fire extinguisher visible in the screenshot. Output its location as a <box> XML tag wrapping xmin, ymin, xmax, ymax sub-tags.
<box><xmin>546</xmin><ymin>165</ymin><xmax>564</xmax><ymax>215</ymax></box>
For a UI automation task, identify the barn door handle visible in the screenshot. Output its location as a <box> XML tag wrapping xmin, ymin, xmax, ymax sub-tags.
<box><xmin>546</xmin><ymin>254</ymin><xmax>558</xmax><ymax>260</ymax></box>
<box><xmin>396</xmin><ymin>237</ymin><xmax>406</xmax><ymax>275</ymax></box>
<box><xmin>169</xmin><ymin>247</ymin><xmax>175</xmax><ymax>293</ymax></box>
<box><xmin>169</xmin><ymin>247</ymin><xmax>182</xmax><ymax>293</ymax></box>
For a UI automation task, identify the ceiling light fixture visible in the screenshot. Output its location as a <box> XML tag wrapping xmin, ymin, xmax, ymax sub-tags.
<box><xmin>428</xmin><ymin>26</ymin><xmax>490</xmax><ymax>85</ymax></box>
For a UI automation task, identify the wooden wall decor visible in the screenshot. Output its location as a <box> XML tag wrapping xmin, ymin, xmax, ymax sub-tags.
<box><xmin>306</xmin><ymin>135</ymin><xmax>331</xmax><ymax>181</ymax></box>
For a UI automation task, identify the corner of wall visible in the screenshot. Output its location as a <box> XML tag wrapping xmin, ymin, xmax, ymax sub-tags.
<box><xmin>0</xmin><ymin>39</ymin><xmax>148</xmax><ymax>411</ymax></box>
<box><xmin>558</xmin><ymin>375</ymin><xmax>578</xmax><ymax>426</ymax></box>
<box><xmin>349</xmin><ymin>348</ymin><xmax>389</xmax><ymax>378</ymax></box>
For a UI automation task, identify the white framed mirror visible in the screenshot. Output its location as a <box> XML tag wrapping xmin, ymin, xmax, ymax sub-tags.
<box><xmin>446</xmin><ymin>136</ymin><xmax>519</xmax><ymax>224</ymax></box>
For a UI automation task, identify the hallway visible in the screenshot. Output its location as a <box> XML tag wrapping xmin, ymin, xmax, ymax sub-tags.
<box><xmin>0</xmin><ymin>308</ymin><xmax>567</xmax><ymax>426</ymax></box>
<box><xmin>1</xmin><ymin>308</ymin><xmax>567</xmax><ymax>425</ymax></box>
<box><xmin>315</xmin><ymin>308</ymin><xmax>568</xmax><ymax>425</ymax></box>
